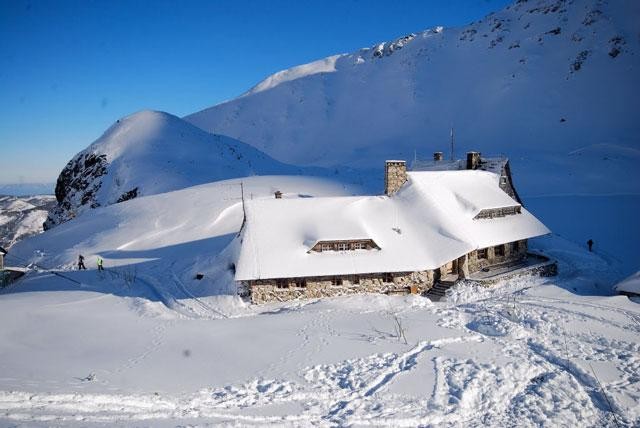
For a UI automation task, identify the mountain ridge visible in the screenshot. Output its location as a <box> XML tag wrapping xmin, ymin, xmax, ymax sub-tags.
<box><xmin>184</xmin><ymin>0</ymin><xmax>639</xmax><ymax>183</ymax></box>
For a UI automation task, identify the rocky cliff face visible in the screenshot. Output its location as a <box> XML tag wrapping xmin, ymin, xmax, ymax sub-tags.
<box><xmin>44</xmin><ymin>153</ymin><xmax>108</xmax><ymax>229</ymax></box>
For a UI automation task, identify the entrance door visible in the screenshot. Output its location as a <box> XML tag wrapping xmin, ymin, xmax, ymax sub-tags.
<box><xmin>444</xmin><ymin>260</ymin><xmax>457</xmax><ymax>276</ymax></box>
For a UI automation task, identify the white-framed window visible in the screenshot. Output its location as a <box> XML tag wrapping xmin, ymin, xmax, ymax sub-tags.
<box><xmin>321</xmin><ymin>243</ymin><xmax>333</xmax><ymax>252</ymax></box>
<box><xmin>352</xmin><ymin>241</ymin><xmax>365</xmax><ymax>250</ymax></box>
<box><xmin>337</xmin><ymin>242</ymin><xmax>349</xmax><ymax>251</ymax></box>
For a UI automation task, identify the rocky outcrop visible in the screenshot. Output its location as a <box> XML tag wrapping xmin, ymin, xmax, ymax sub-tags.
<box><xmin>44</xmin><ymin>153</ymin><xmax>108</xmax><ymax>229</ymax></box>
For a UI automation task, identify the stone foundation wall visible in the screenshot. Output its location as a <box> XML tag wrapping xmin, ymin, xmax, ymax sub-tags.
<box><xmin>243</xmin><ymin>240</ymin><xmax>532</xmax><ymax>304</ymax></box>
<box><xmin>247</xmin><ymin>270</ymin><xmax>434</xmax><ymax>304</ymax></box>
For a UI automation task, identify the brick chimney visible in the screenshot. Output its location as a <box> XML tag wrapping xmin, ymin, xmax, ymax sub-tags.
<box><xmin>466</xmin><ymin>152</ymin><xmax>481</xmax><ymax>170</ymax></box>
<box><xmin>433</xmin><ymin>151</ymin><xmax>444</xmax><ymax>161</ymax></box>
<box><xmin>385</xmin><ymin>160</ymin><xmax>407</xmax><ymax>195</ymax></box>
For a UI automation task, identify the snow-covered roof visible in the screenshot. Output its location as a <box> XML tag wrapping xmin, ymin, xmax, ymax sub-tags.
<box><xmin>235</xmin><ymin>170</ymin><xmax>550</xmax><ymax>281</ymax></box>
<box><xmin>614</xmin><ymin>271</ymin><xmax>640</xmax><ymax>295</ymax></box>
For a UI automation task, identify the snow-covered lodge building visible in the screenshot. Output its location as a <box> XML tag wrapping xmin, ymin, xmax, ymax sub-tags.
<box><xmin>235</xmin><ymin>153</ymin><xmax>555</xmax><ymax>304</ymax></box>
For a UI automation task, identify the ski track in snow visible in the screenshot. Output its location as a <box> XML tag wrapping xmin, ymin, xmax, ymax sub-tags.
<box><xmin>1</xmin><ymin>288</ymin><xmax>639</xmax><ymax>426</ymax></box>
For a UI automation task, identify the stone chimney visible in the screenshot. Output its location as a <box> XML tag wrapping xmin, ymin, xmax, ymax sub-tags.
<box><xmin>466</xmin><ymin>151</ymin><xmax>481</xmax><ymax>170</ymax></box>
<box><xmin>274</xmin><ymin>190</ymin><xmax>282</xmax><ymax>199</ymax></box>
<box><xmin>433</xmin><ymin>151</ymin><xmax>444</xmax><ymax>161</ymax></box>
<box><xmin>384</xmin><ymin>160</ymin><xmax>407</xmax><ymax>196</ymax></box>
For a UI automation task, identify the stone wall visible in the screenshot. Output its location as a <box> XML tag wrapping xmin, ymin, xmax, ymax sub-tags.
<box><xmin>499</xmin><ymin>161</ymin><xmax>523</xmax><ymax>204</ymax></box>
<box><xmin>247</xmin><ymin>270</ymin><xmax>434</xmax><ymax>304</ymax></box>
<box><xmin>467</xmin><ymin>240</ymin><xmax>528</xmax><ymax>273</ymax></box>
<box><xmin>466</xmin><ymin>152</ymin><xmax>482</xmax><ymax>170</ymax></box>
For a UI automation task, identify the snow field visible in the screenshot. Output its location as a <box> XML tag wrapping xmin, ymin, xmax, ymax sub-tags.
<box><xmin>1</xmin><ymin>254</ymin><xmax>638</xmax><ymax>426</ymax></box>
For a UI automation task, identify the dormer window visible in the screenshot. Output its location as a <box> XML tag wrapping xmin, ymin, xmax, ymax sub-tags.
<box><xmin>473</xmin><ymin>205</ymin><xmax>522</xmax><ymax>220</ymax></box>
<box><xmin>309</xmin><ymin>239</ymin><xmax>381</xmax><ymax>253</ymax></box>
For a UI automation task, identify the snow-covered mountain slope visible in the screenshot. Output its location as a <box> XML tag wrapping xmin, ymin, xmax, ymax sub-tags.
<box><xmin>10</xmin><ymin>176</ymin><xmax>355</xmax><ymax>303</ymax></box>
<box><xmin>45</xmin><ymin>110</ymin><xmax>365</xmax><ymax>230</ymax></box>
<box><xmin>185</xmin><ymin>0</ymin><xmax>639</xmax><ymax>194</ymax></box>
<box><xmin>0</xmin><ymin>195</ymin><xmax>56</xmax><ymax>248</ymax></box>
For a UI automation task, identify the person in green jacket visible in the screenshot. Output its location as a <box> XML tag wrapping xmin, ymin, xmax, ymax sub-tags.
<box><xmin>97</xmin><ymin>256</ymin><xmax>104</xmax><ymax>271</ymax></box>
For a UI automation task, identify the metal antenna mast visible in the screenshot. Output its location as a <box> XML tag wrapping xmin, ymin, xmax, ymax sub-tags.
<box><xmin>450</xmin><ymin>126</ymin><xmax>455</xmax><ymax>161</ymax></box>
<box><xmin>238</xmin><ymin>181</ymin><xmax>247</xmax><ymax>235</ymax></box>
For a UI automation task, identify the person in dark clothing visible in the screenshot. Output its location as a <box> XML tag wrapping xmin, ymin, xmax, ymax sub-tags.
<box><xmin>78</xmin><ymin>254</ymin><xmax>86</xmax><ymax>270</ymax></box>
<box><xmin>587</xmin><ymin>239</ymin><xmax>594</xmax><ymax>252</ymax></box>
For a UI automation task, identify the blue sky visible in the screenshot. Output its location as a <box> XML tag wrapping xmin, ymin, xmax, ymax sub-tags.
<box><xmin>0</xmin><ymin>0</ymin><xmax>510</xmax><ymax>184</ymax></box>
